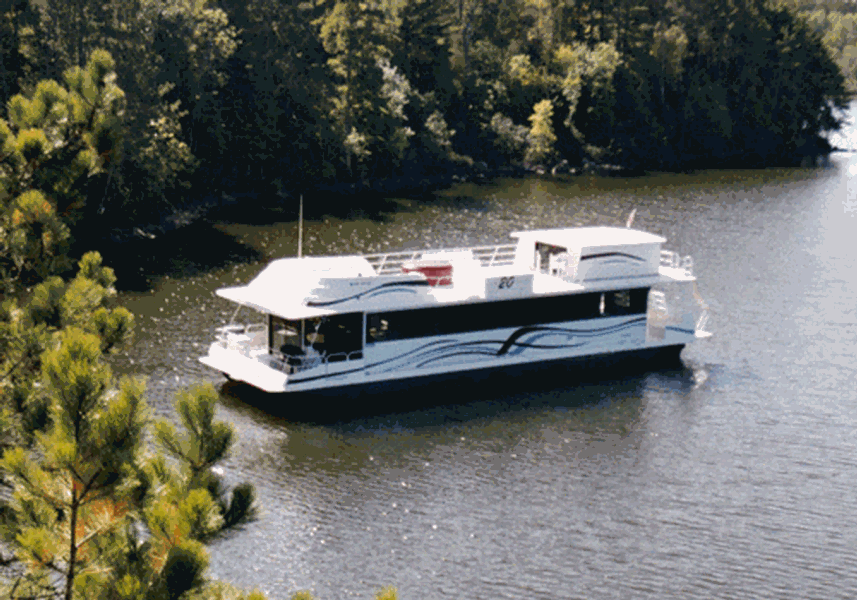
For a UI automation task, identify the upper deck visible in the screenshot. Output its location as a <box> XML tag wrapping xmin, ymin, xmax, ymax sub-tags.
<box><xmin>215</xmin><ymin>226</ymin><xmax>696</xmax><ymax>319</ymax></box>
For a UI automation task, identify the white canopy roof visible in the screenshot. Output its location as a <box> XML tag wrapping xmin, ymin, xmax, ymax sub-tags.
<box><xmin>510</xmin><ymin>226</ymin><xmax>665</xmax><ymax>248</ymax></box>
<box><xmin>215</xmin><ymin>255</ymin><xmax>375</xmax><ymax>319</ymax></box>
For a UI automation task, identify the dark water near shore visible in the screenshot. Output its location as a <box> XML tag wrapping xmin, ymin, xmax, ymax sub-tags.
<box><xmin>113</xmin><ymin>107</ymin><xmax>857</xmax><ymax>599</ymax></box>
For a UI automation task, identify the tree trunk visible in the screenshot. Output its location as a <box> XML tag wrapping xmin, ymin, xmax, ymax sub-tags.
<box><xmin>459</xmin><ymin>0</ymin><xmax>469</xmax><ymax>78</ymax></box>
<box><xmin>65</xmin><ymin>491</ymin><xmax>78</xmax><ymax>600</ymax></box>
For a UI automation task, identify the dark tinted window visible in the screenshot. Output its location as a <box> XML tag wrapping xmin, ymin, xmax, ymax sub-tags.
<box><xmin>366</xmin><ymin>290</ymin><xmax>647</xmax><ymax>342</ymax></box>
<box><xmin>603</xmin><ymin>288</ymin><xmax>648</xmax><ymax>316</ymax></box>
<box><xmin>311</xmin><ymin>313</ymin><xmax>363</xmax><ymax>355</ymax></box>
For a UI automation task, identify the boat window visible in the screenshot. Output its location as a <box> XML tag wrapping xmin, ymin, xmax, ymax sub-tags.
<box><xmin>367</xmin><ymin>291</ymin><xmax>621</xmax><ymax>342</ymax></box>
<box><xmin>366</xmin><ymin>314</ymin><xmax>389</xmax><ymax>343</ymax></box>
<box><xmin>603</xmin><ymin>288</ymin><xmax>648</xmax><ymax>316</ymax></box>
<box><xmin>307</xmin><ymin>313</ymin><xmax>363</xmax><ymax>359</ymax></box>
<box><xmin>270</xmin><ymin>316</ymin><xmax>302</xmax><ymax>354</ymax></box>
<box><xmin>535</xmin><ymin>242</ymin><xmax>568</xmax><ymax>274</ymax></box>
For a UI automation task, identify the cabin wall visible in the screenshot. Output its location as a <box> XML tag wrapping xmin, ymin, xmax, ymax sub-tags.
<box><xmin>485</xmin><ymin>273</ymin><xmax>534</xmax><ymax>299</ymax></box>
<box><xmin>574</xmin><ymin>242</ymin><xmax>661</xmax><ymax>282</ymax></box>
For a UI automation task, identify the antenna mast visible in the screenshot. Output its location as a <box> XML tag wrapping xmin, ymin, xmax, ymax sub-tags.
<box><xmin>298</xmin><ymin>194</ymin><xmax>303</xmax><ymax>258</ymax></box>
<box><xmin>626</xmin><ymin>208</ymin><xmax>637</xmax><ymax>229</ymax></box>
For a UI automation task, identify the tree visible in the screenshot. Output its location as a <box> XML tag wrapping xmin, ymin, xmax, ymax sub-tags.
<box><xmin>395</xmin><ymin>0</ymin><xmax>456</xmax><ymax>107</ymax></box>
<box><xmin>148</xmin><ymin>0</ymin><xmax>238</xmax><ymax>168</ymax></box>
<box><xmin>0</xmin><ymin>337</ymin><xmax>261</xmax><ymax>599</ymax></box>
<box><xmin>555</xmin><ymin>41</ymin><xmax>620</xmax><ymax>153</ymax></box>
<box><xmin>0</xmin><ymin>0</ymin><xmax>42</xmax><ymax>108</ymax></box>
<box><xmin>0</xmin><ymin>252</ymin><xmax>134</xmax><ymax>453</ymax></box>
<box><xmin>0</xmin><ymin>50</ymin><xmax>262</xmax><ymax>599</ymax></box>
<box><xmin>40</xmin><ymin>0</ymin><xmax>103</xmax><ymax>69</ymax></box>
<box><xmin>0</xmin><ymin>48</ymin><xmax>124</xmax><ymax>288</ymax></box>
<box><xmin>489</xmin><ymin>112</ymin><xmax>528</xmax><ymax>165</ymax></box>
<box><xmin>524</xmin><ymin>98</ymin><xmax>557</xmax><ymax>165</ymax></box>
<box><xmin>420</xmin><ymin>110</ymin><xmax>459</xmax><ymax>164</ymax></box>
<box><xmin>316</xmin><ymin>0</ymin><xmax>397</xmax><ymax>177</ymax></box>
<box><xmin>214</xmin><ymin>0</ymin><xmax>333</xmax><ymax>190</ymax></box>
<box><xmin>34</xmin><ymin>0</ymin><xmax>238</xmax><ymax>222</ymax></box>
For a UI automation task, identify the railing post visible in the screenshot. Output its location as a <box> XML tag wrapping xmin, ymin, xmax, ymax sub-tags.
<box><xmin>696</xmin><ymin>310</ymin><xmax>709</xmax><ymax>334</ymax></box>
<box><xmin>681</xmin><ymin>255</ymin><xmax>694</xmax><ymax>277</ymax></box>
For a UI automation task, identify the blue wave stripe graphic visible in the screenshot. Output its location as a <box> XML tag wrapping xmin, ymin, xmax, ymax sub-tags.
<box><xmin>372</xmin><ymin>318</ymin><xmax>646</xmax><ymax>373</ymax></box>
<box><xmin>306</xmin><ymin>280</ymin><xmax>429</xmax><ymax>307</ymax></box>
<box><xmin>580</xmin><ymin>252</ymin><xmax>646</xmax><ymax>262</ymax></box>
<box><xmin>666</xmin><ymin>325</ymin><xmax>696</xmax><ymax>335</ymax></box>
<box><xmin>290</xmin><ymin>318</ymin><xmax>648</xmax><ymax>383</ymax></box>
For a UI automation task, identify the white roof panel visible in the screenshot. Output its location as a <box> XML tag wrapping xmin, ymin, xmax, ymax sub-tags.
<box><xmin>216</xmin><ymin>286</ymin><xmax>336</xmax><ymax>319</ymax></box>
<box><xmin>214</xmin><ymin>256</ymin><xmax>374</xmax><ymax>319</ymax></box>
<box><xmin>510</xmin><ymin>226</ymin><xmax>665</xmax><ymax>248</ymax></box>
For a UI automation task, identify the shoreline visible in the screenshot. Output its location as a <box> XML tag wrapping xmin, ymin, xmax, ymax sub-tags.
<box><xmin>91</xmin><ymin>148</ymin><xmax>849</xmax><ymax>291</ymax></box>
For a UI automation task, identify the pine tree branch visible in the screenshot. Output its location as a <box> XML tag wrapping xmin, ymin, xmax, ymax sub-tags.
<box><xmin>0</xmin><ymin>352</ymin><xmax>31</xmax><ymax>385</ymax></box>
<box><xmin>9</xmin><ymin>573</ymin><xmax>62</xmax><ymax>600</ymax></box>
<box><xmin>73</xmin><ymin>523</ymin><xmax>106</xmax><ymax>552</ymax></box>
<box><xmin>34</xmin><ymin>557</ymin><xmax>66</xmax><ymax>577</ymax></box>
<box><xmin>76</xmin><ymin>466</ymin><xmax>104</xmax><ymax>504</ymax></box>
<box><xmin>11</xmin><ymin>469</ymin><xmax>68</xmax><ymax>513</ymax></box>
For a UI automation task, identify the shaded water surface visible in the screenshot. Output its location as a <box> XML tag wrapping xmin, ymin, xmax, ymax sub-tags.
<box><xmin>115</xmin><ymin>119</ymin><xmax>857</xmax><ymax>599</ymax></box>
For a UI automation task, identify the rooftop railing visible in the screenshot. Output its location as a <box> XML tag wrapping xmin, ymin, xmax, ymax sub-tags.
<box><xmin>660</xmin><ymin>250</ymin><xmax>694</xmax><ymax>277</ymax></box>
<box><xmin>363</xmin><ymin>244</ymin><xmax>517</xmax><ymax>275</ymax></box>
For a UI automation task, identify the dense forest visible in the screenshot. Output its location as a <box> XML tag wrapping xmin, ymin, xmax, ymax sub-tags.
<box><xmin>0</xmin><ymin>0</ymin><xmax>852</xmax><ymax>239</ymax></box>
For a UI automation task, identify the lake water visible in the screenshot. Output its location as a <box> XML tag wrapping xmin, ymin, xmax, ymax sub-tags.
<box><xmin>115</xmin><ymin>105</ymin><xmax>857</xmax><ymax>599</ymax></box>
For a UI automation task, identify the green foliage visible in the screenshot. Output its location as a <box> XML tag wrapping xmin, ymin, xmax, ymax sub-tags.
<box><xmin>16</xmin><ymin>128</ymin><xmax>49</xmax><ymax>161</ymax></box>
<box><xmin>378</xmin><ymin>58</ymin><xmax>416</xmax><ymax>163</ymax></box>
<box><xmin>421</xmin><ymin>110</ymin><xmax>458</xmax><ymax>162</ymax></box>
<box><xmin>155</xmin><ymin>384</ymin><xmax>256</xmax><ymax>528</ymax></box>
<box><xmin>1</xmin><ymin>0</ymin><xmax>849</xmax><ymax>218</ymax></box>
<box><xmin>787</xmin><ymin>0</ymin><xmax>857</xmax><ymax>91</ymax></box>
<box><xmin>136</xmin><ymin>83</ymin><xmax>197</xmax><ymax>202</ymax></box>
<box><xmin>374</xmin><ymin>586</ymin><xmax>398</xmax><ymax>600</ymax></box>
<box><xmin>0</xmin><ymin>341</ymin><xmax>260</xmax><ymax>599</ymax></box>
<box><xmin>525</xmin><ymin>98</ymin><xmax>556</xmax><ymax>165</ymax></box>
<box><xmin>394</xmin><ymin>0</ymin><xmax>456</xmax><ymax>106</ymax></box>
<box><xmin>159</xmin><ymin>540</ymin><xmax>211</xmax><ymax>599</ymax></box>
<box><xmin>0</xmin><ymin>50</ymin><xmax>125</xmax><ymax>287</ymax></box>
<box><xmin>0</xmin><ymin>0</ymin><xmax>41</xmax><ymax>108</ymax></box>
<box><xmin>0</xmin><ymin>251</ymin><xmax>133</xmax><ymax>453</ymax></box>
<box><xmin>0</xmin><ymin>30</ymin><xmax>268</xmax><ymax>600</ymax></box>
<box><xmin>223</xmin><ymin>483</ymin><xmax>256</xmax><ymax>529</ymax></box>
<box><xmin>555</xmin><ymin>41</ymin><xmax>621</xmax><ymax>142</ymax></box>
<box><xmin>33</xmin><ymin>0</ymin><xmax>238</xmax><ymax>220</ymax></box>
<box><xmin>651</xmin><ymin>23</ymin><xmax>689</xmax><ymax>78</ymax></box>
<box><xmin>315</xmin><ymin>0</ymin><xmax>402</xmax><ymax>177</ymax></box>
<box><xmin>0</xmin><ymin>328</ymin><xmax>146</xmax><ymax>599</ymax></box>
<box><xmin>489</xmin><ymin>113</ymin><xmax>528</xmax><ymax>164</ymax></box>
<box><xmin>157</xmin><ymin>384</ymin><xmax>233</xmax><ymax>477</ymax></box>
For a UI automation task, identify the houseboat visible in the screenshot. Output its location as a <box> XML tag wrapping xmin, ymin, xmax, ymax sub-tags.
<box><xmin>199</xmin><ymin>226</ymin><xmax>711</xmax><ymax>392</ymax></box>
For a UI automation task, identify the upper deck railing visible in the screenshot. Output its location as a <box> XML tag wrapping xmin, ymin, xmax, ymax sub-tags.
<box><xmin>215</xmin><ymin>323</ymin><xmax>267</xmax><ymax>356</ymax></box>
<box><xmin>660</xmin><ymin>250</ymin><xmax>694</xmax><ymax>277</ymax></box>
<box><xmin>363</xmin><ymin>244</ymin><xmax>518</xmax><ymax>275</ymax></box>
<box><xmin>215</xmin><ymin>324</ymin><xmax>365</xmax><ymax>374</ymax></box>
